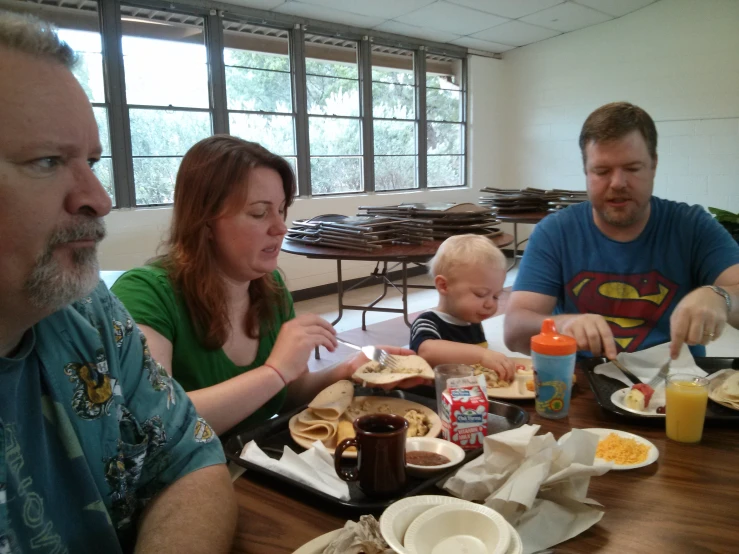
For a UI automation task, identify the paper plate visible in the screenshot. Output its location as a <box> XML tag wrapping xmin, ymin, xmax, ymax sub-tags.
<box><xmin>611</xmin><ymin>388</ymin><xmax>665</xmax><ymax>417</ymax></box>
<box><xmin>559</xmin><ymin>428</ymin><xmax>659</xmax><ymax>470</ymax></box>
<box><xmin>293</xmin><ymin>529</ymin><xmax>341</xmax><ymax>554</ymax></box>
<box><xmin>289</xmin><ymin>396</ymin><xmax>441</xmax><ymax>457</ymax></box>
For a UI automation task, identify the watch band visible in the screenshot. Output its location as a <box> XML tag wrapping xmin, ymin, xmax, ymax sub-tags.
<box><xmin>703</xmin><ymin>285</ymin><xmax>732</xmax><ymax>312</ymax></box>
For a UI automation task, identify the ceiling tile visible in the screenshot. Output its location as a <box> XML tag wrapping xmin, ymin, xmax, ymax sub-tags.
<box><xmin>520</xmin><ymin>2</ymin><xmax>612</xmax><ymax>32</ymax></box>
<box><xmin>293</xmin><ymin>0</ymin><xmax>436</xmax><ymax>20</ymax></box>
<box><xmin>471</xmin><ymin>20</ymin><xmax>560</xmax><ymax>47</ymax></box>
<box><xmin>572</xmin><ymin>0</ymin><xmax>656</xmax><ymax>18</ymax></box>
<box><xmin>446</xmin><ymin>0</ymin><xmax>564</xmax><ymax>19</ymax></box>
<box><xmin>395</xmin><ymin>2</ymin><xmax>509</xmax><ymax>36</ymax></box>
<box><xmin>450</xmin><ymin>36</ymin><xmax>516</xmax><ymax>53</ymax></box>
<box><xmin>273</xmin><ymin>1</ymin><xmax>385</xmax><ymax>28</ymax></box>
<box><xmin>373</xmin><ymin>20</ymin><xmax>461</xmax><ymax>44</ymax></box>
<box><xmin>223</xmin><ymin>0</ymin><xmax>287</xmax><ymax>9</ymax></box>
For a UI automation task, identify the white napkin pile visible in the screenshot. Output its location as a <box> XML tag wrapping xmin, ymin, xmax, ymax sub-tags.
<box><xmin>594</xmin><ymin>343</ymin><xmax>707</xmax><ymax>406</ymax></box>
<box><xmin>442</xmin><ymin>424</ymin><xmax>612</xmax><ymax>554</ymax></box>
<box><xmin>240</xmin><ymin>440</ymin><xmax>350</xmax><ymax>500</ymax></box>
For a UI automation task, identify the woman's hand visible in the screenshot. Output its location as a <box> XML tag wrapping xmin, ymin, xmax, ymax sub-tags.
<box><xmin>266</xmin><ymin>315</ymin><xmax>338</xmax><ymax>383</ymax></box>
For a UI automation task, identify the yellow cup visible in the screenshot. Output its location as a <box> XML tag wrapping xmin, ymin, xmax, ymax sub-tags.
<box><xmin>665</xmin><ymin>374</ymin><xmax>709</xmax><ymax>443</ymax></box>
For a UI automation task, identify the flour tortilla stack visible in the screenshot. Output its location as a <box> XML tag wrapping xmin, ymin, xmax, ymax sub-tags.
<box><xmin>709</xmin><ymin>371</ymin><xmax>739</xmax><ymax>410</ymax></box>
<box><xmin>290</xmin><ymin>419</ymin><xmax>339</xmax><ymax>444</ymax></box>
<box><xmin>307</xmin><ymin>379</ymin><xmax>355</xmax><ymax>420</ymax></box>
<box><xmin>352</xmin><ymin>354</ymin><xmax>434</xmax><ymax>387</ymax></box>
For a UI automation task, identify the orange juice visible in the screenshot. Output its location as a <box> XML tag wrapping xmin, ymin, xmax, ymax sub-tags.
<box><xmin>666</xmin><ymin>378</ymin><xmax>709</xmax><ymax>443</ymax></box>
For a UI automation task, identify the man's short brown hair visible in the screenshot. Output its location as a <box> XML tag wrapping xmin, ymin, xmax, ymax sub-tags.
<box><xmin>579</xmin><ymin>102</ymin><xmax>658</xmax><ymax>165</ymax></box>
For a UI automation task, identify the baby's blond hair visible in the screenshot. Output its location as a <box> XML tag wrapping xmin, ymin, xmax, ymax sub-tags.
<box><xmin>428</xmin><ymin>234</ymin><xmax>507</xmax><ymax>279</ymax></box>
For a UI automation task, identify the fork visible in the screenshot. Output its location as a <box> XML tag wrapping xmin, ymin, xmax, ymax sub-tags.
<box><xmin>336</xmin><ymin>338</ymin><xmax>400</xmax><ymax>371</ymax></box>
<box><xmin>647</xmin><ymin>359</ymin><xmax>671</xmax><ymax>388</ymax></box>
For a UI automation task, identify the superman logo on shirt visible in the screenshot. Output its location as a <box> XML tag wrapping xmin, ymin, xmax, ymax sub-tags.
<box><xmin>566</xmin><ymin>270</ymin><xmax>678</xmax><ymax>352</ymax></box>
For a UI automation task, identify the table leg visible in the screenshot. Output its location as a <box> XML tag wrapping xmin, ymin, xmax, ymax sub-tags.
<box><xmin>315</xmin><ymin>259</ymin><xmax>346</xmax><ymax>360</ymax></box>
<box><xmin>507</xmin><ymin>222</ymin><xmax>519</xmax><ymax>272</ymax></box>
<box><xmin>362</xmin><ymin>262</ymin><xmax>390</xmax><ymax>331</ymax></box>
<box><xmin>402</xmin><ymin>262</ymin><xmax>411</xmax><ymax>327</ymax></box>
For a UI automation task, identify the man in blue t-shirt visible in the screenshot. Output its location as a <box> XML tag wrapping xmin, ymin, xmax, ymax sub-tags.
<box><xmin>505</xmin><ymin>102</ymin><xmax>739</xmax><ymax>360</ymax></box>
<box><xmin>0</xmin><ymin>12</ymin><xmax>236</xmax><ymax>553</ymax></box>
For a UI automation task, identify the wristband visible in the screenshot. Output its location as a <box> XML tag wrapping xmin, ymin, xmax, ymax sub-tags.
<box><xmin>265</xmin><ymin>363</ymin><xmax>288</xmax><ymax>386</ymax></box>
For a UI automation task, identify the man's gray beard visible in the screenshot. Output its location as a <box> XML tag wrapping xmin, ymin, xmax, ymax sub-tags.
<box><xmin>24</xmin><ymin>219</ymin><xmax>106</xmax><ymax>312</ymax></box>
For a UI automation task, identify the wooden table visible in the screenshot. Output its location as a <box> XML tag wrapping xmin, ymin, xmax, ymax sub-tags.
<box><xmin>282</xmin><ymin>234</ymin><xmax>513</xmax><ymax>332</ymax></box>
<box><xmin>230</xmin><ymin>366</ymin><xmax>739</xmax><ymax>554</ymax></box>
<box><xmin>495</xmin><ymin>212</ymin><xmax>548</xmax><ymax>270</ymax></box>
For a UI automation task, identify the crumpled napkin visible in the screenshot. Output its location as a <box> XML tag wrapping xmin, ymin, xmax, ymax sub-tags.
<box><xmin>594</xmin><ymin>342</ymin><xmax>707</xmax><ymax>391</ymax></box>
<box><xmin>442</xmin><ymin>425</ymin><xmax>612</xmax><ymax>554</ymax></box>
<box><xmin>240</xmin><ymin>440</ymin><xmax>350</xmax><ymax>500</ymax></box>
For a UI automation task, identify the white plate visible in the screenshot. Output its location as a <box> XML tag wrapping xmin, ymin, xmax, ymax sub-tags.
<box><xmin>293</xmin><ymin>529</ymin><xmax>341</xmax><ymax>554</ymax></box>
<box><xmin>379</xmin><ymin>495</ymin><xmax>522</xmax><ymax>554</ymax></box>
<box><xmin>611</xmin><ymin>388</ymin><xmax>664</xmax><ymax>417</ymax></box>
<box><xmin>486</xmin><ymin>359</ymin><xmax>535</xmax><ymax>400</ymax></box>
<box><xmin>559</xmin><ymin>428</ymin><xmax>659</xmax><ymax>470</ymax></box>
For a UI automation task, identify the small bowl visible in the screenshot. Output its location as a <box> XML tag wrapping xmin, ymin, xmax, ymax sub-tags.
<box><xmin>404</xmin><ymin>503</ymin><xmax>511</xmax><ymax>554</ymax></box>
<box><xmin>405</xmin><ymin>437</ymin><xmax>465</xmax><ymax>477</ymax></box>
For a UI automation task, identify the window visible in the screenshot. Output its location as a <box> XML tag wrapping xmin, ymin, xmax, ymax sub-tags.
<box><xmin>426</xmin><ymin>54</ymin><xmax>465</xmax><ymax>188</ymax></box>
<box><xmin>223</xmin><ymin>23</ymin><xmax>296</xmax><ymax>175</ymax></box>
<box><xmin>372</xmin><ymin>47</ymin><xmax>417</xmax><ymax>191</ymax></box>
<box><xmin>306</xmin><ymin>36</ymin><xmax>362</xmax><ymax>195</ymax></box>
<box><xmin>4</xmin><ymin>1</ymin><xmax>468</xmax><ymax>205</ymax></box>
<box><xmin>121</xmin><ymin>7</ymin><xmax>212</xmax><ymax>205</ymax></box>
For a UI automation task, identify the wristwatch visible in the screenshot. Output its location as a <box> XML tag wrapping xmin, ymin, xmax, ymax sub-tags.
<box><xmin>703</xmin><ymin>285</ymin><xmax>732</xmax><ymax>312</ymax></box>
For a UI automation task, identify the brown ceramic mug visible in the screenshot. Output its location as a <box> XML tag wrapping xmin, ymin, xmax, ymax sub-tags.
<box><xmin>334</xmin><ymin>413</ymin><xmax>408</xmax><ymax>498</ymax></box>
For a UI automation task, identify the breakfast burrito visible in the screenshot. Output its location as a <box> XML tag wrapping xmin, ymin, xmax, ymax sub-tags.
<box><xmin>352</xmin><ymin>354</ymin><xmax>433</xmax><ymax>387</ymax></box>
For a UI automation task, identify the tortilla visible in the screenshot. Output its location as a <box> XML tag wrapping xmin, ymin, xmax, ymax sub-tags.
<box><xmin>352</xmin><ymin>354</ymin><xmax>433</xmax><ymax>386</ymax></box>
<box><xmin>290</xmin><ymin>418</ymin><xmax>338</xmax><ymax>443</ymax></box>
<box><xmin>708</xmin><ymin>370</ymin><xmax>739</xmax><ymax>410</ymax></box>
<box><xmin>307</xmin><ymin>379</ymin><xmax>354</xmax><ymax>420</ymax></box>
<box><xmin>336</xmin><ymin>420</ymin><xmax>356</xmax><ymax>453</ymax></box>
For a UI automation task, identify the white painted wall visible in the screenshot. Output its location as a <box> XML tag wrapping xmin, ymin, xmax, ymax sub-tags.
<box><xmin>497</xmin><ymin>0</ymin><xmax>739</xmax><ymax>210</ymax></box>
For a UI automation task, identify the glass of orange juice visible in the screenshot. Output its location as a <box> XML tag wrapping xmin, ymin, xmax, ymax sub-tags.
<box><xmin>665</xmin><ymin>374</ymin><xmax>709</xmax><ymax>443</ymax></box>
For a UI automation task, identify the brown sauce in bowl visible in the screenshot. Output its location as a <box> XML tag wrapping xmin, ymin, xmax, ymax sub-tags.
<box><xmin>406</xmin><ymin>451</ymin><xmax>451</xmax><ymax>466</ymax></box>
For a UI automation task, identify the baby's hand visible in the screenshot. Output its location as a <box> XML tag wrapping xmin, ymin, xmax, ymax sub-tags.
<box><xmin>481</xmin><ymin>351</ymin><xmax>515</xmax><ymax>382</ymax></box>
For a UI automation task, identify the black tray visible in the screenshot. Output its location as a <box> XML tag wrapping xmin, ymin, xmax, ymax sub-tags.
<box><xmin>223</xmin><ymin>387</ymin><xmax>529</xmax><ymax>511</ymax></box>
<box><xmin>581</xmin><ymin>357</ymin><xmax>739</xmax><ymax>423</ymax></box>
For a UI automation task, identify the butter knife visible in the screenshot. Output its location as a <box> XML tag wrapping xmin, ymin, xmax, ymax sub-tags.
<box><xmin>610</xmin><ymin>359</ymin><xmax>642</xmax><ymax>385</ymax></box>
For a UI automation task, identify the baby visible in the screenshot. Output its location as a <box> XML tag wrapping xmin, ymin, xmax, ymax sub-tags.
<box><xmin>410</xmin><ymin>234</ymin><xmax>514</xmax><ymax>381</ymax></box>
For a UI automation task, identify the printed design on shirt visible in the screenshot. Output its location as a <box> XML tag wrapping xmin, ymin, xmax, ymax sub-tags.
<box><xmin>104</xmin><ymin>406</ymin><xmax>168</xmax><ymax>530</ymax></box>
<box><xmin>193</xmin><ymin>417</ymin><xmax>215</xmax><ymax>444</ymax></box>
<box><xmin>566</xmin><ymin>270</ymin><xmax>678</xmax><ymax>352</ymax></box>
<box><xmin>140</xmin><ymin>334</ymin><xmax>176</xmax><ymax>409</ymax></box>
<box><xmin>0</xmin><ymin>534</ymin><xmax>10</xmax><ymax>554</ymax></box>
<box><xmin>112</xmin><ymin>318</ymin><xmax>134</xmax><ymax>348</ymax></box>
<box><xmin>64</xmin><ymin>349</ymin><xmax>119</xmax><ymax>420</ymax></box>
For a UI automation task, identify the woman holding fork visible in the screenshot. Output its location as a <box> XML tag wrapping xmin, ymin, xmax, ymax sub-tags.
<box><xmin>113</xmin><ymin>136</ymin><xmax>414</xmax><ymax>435</ymax></box>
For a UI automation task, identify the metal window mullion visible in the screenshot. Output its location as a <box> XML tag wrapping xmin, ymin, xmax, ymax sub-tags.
<box><xmin>227</xmin><ymin>108</ymin><xmax>294</xmax><ymax>117</ymax></box>
<box><xmin>127</xmin><ymin>104</ymin><xmax>212</xmax><ymax>113</ymax></box>
<box><xmin>461</xmin><ymin>55</ymin><xmax>468</xmax><ymax>188</ymax></box>
<box><xmin>100</xmin><ymin>0</ymin><xmax>135</xmax><ymax>208</ymax></box>
<box><xmin>359</xmin><ymin>37</ymin><xmax>374</xmax><ymax>193</ymax></box>
<box><xmin>290</xmin><ymin>24</ymin><xmax>310</xmax><ymax>197</ymax></box>
<box><xmin>205</xmin><ymin>10</ymin><xmax>229</xmax><ymax>135</ymax></box>
<box><xmin>415</xmin><ymin>47</ymin><xmax>427</xmax><ymax>189</ymax></box>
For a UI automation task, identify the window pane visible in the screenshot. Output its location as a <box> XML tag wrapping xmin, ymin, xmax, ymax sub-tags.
<box><xmin>307</xmin><ymin>75</ymin><xmax>359</xmax><ymax>116</ymax></box>
<box><xmin>224</xmin><ymin>47</ymin><xmax>290</xmax><ymax>72</ymax></box>
<box><xmin>310</xmin><ymin>157</ymin><xmax>362</xmax><ymax>195</ymax></box>
<box><xmin>225</xmin><ymin>66</ymin><xmax>292</xmax><ymax>113</ymax></box>
<box><xmin>57</xmin><ymin>29</ymin><xmax>105</xmax><ymax>103</ymax></box>
<box><xmin>372</xmin><ymin>82</ymin><xmax>414</xmax><ymax>119</ymax></box>
<box><xmin>428</xmin><ymin>155</ymin><xmax>463</xmax><ymax>188</ymax></box>
<box><xmin>94</xmin><ymin>158</ymin><xmax>114</xmax><ymax>200</ymax></box>
<box><xmin>122</xmin><ymin>12</ymin><xmax>208</xmax><ymax>108</ymax></box>
<box><xmin>309</xmin><ymin>118</ymin><xmax>361</xmax><ymax>156</ymax></box>
<box><xmin>133</xmin><ymin>157</ymin><xmax>181</xmax><ymax>205</ymax></box>
<box><xmin>427</xmin><ymin>87</ymin><xmax>462</xmax><ymax>122</ymax></box>
<box><xmin>374</xmin><ymin>121</ymin><xmax>415</xmax><ymax>156</ymax></box>
<box><xmin>229</xmin><ymin>114</ymin><xmax>295</xmax><ymax>156</ymax></box>
<box><xmin>428</xmin><ymin>122</ymin><xmax>463</xmax><ymax>155</ymax></box>
<box><xmin>375</xmin><ymin>156</ymin><xmax>416</xmax><ymax>191</ymax></box>
<box><xmin>371</xmin><ymin>64</ymin><xmax>414</xmax><ymax>85</ymax></box>
<box><xmin>130</xmin><ymin>109</ymin><xmax>211</xmax><ymax>157</ymax></box>
<box><xmin>305</xmin><ymin>58</ymin><xmax>357</xmax><ymax>79</ymax></box>
<box><xmin>93</xmin><ymin>107</ymin><xmax>111</xmax><ymax>157</ymax></box>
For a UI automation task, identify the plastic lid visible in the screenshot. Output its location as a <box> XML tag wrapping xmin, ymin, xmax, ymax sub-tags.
<box><xmin>531</xmin><ymin>319</ymin><xmax>577</xmax><ymax>356</ymax></box>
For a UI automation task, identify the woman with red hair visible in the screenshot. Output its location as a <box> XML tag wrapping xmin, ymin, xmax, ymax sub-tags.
<box><xmin>113</xmin><ymin>136</ymin><xmax>411</xmax><ymax>435</ymax></box>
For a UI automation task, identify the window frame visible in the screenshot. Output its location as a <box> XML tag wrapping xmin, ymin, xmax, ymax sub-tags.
<box><xmin>8</xmin><ymin>0</ymin><xmax>469</xmax><ymax>206</ymax></box>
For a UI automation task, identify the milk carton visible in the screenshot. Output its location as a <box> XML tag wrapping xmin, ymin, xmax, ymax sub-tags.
<box><xmin>440</xmin><ymin>375</ymin><xmax>488</xmax><ymax>450</ymax></box>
